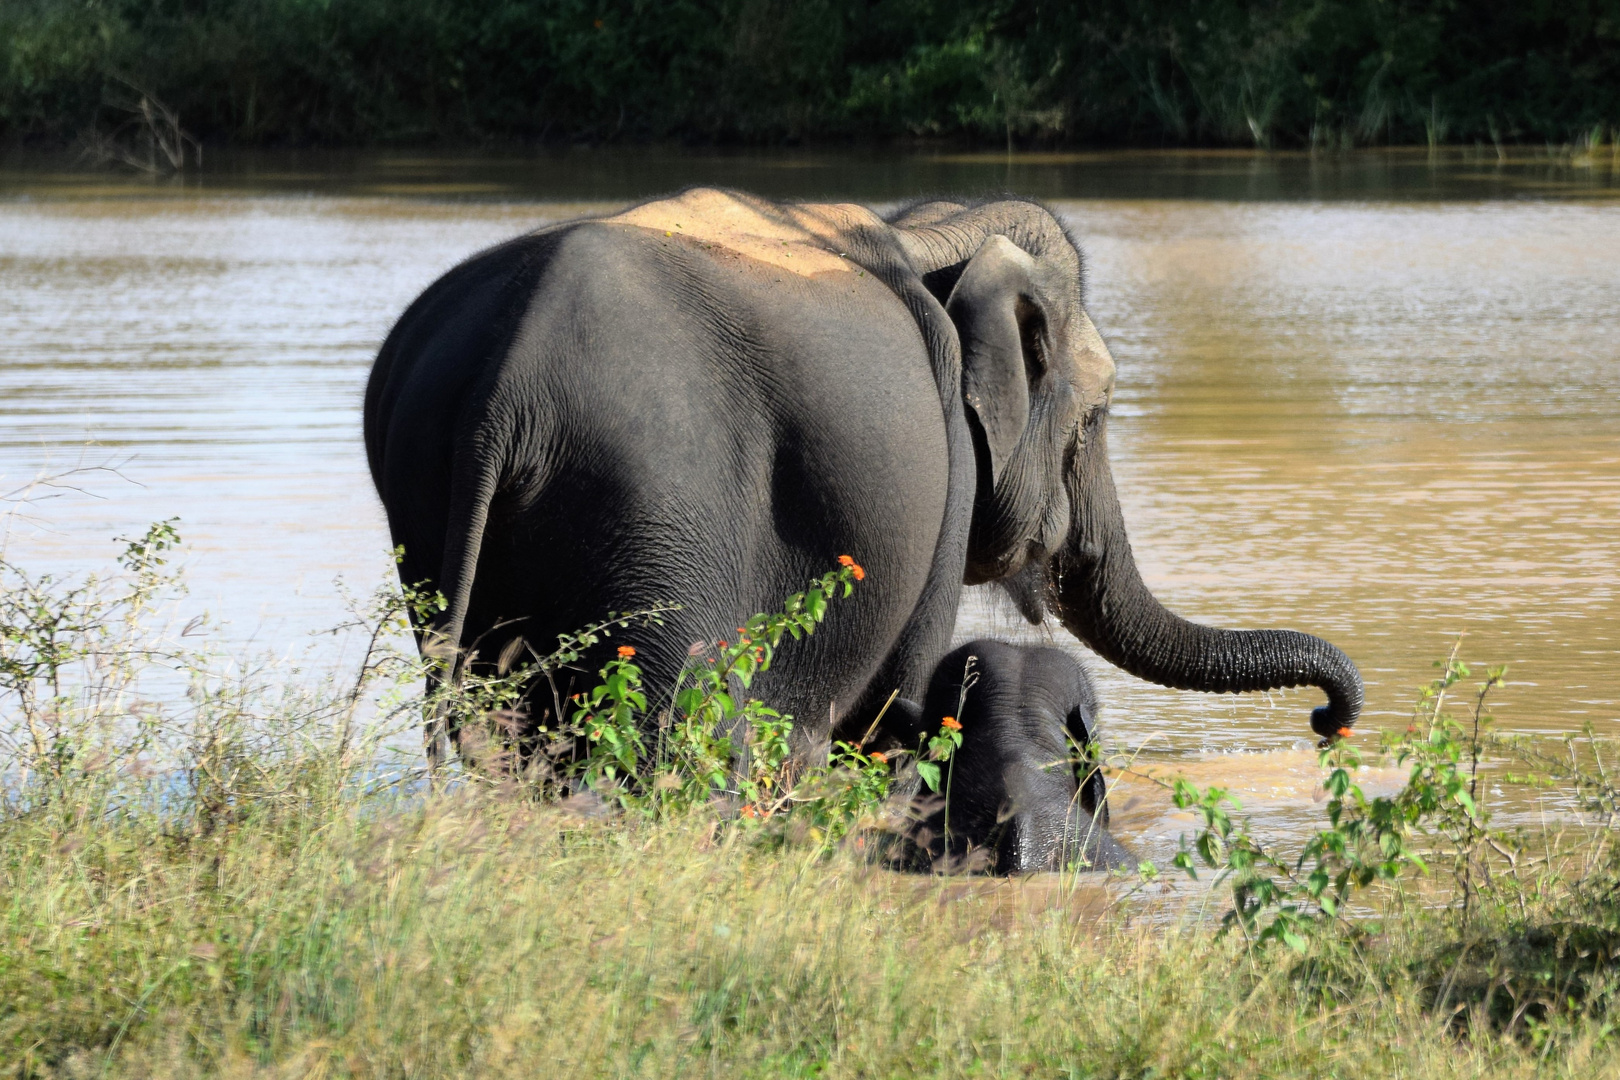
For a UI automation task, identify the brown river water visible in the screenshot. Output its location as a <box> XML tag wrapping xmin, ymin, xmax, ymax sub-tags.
<box><xmin>2</xmin><ymin>147</ymin><xmax>1617</xmax><ymax>864</ymax></box>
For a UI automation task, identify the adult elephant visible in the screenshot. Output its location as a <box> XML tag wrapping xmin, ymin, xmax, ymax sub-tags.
<box><xmin>365</xmin><ymin>189</ymin><xmax>1361</xmax><ymax>761</ymax></box>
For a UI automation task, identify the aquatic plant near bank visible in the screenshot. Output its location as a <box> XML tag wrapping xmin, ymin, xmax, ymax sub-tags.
<box><xmin>526</xmin><ymin>555</ymin><xmax>962</xmax><ymax>847</ymax></box>
<box><xmin>564</xmin><ymin>559</ymin><xmax>870</xmax><ymax>817</ymax></box>
<box><xmin>1156</xmin><ymin>651</ymin><xmax>1504</xmax><ymax>949</ymax></box>
<box><xmin>1157</xmin><ymin>648</ymin><xmax>1620</xmax><ymax>1039</ymax></box>
<box><xmin>0</xmin><ymin>513</ymin><xmax>947</xmax><ymax>853</ymax></box>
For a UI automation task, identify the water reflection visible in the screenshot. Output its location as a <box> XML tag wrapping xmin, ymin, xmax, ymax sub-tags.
<box><xmin>2</xmin><ymin>151</ymin><xmax>1616</xmax><ymax>858</ymax></box>
<box><xmin>3</xmin><ymin>145</ymin><xmax>1618</xmax><ymax>203</ymax></box>
<box><xmin>961</xmin><ymin>199</ymin><xmax>1620</xmax><ymax>746</ymax></box>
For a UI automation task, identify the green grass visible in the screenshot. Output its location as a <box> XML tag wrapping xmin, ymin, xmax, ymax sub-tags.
<box><xmin>4</xmin><ymin>789</ymin><xmax>1618</xmax><ymax>1078</ymax></box>
<box><xmin>4</xmin><ymin>523</ymin><xmax>1619</xmax><ymax>1076</ymax></box>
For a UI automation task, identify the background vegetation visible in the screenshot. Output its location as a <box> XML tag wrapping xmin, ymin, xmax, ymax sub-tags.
<box><xmin>2</xmin><ymin>0</ymin><xmax>1618</xmax><ymax>150</ymax></box>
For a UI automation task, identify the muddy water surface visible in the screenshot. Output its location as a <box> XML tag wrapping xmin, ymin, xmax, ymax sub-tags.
<box><xmin>2</xmin><ymin>149</ymin><xmax>1616</xmax><ymax>863</ymax></box>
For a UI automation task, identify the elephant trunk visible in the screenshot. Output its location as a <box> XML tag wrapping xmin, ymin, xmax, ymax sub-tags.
<box><xmin>1049</xmin><ymin>414</ymin><xmax>1363</xmax><ymax>739</ymax></box>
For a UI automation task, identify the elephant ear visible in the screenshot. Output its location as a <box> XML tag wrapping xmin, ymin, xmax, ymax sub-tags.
<box><xmin>945</xmin><ymin>234</ymin><xmax>1043</xmax><ymax>486</ymax></box>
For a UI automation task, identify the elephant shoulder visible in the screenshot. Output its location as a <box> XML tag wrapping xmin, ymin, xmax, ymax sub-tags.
<box><xmin>600</xmin><ymin>188</ymin><xmax>891</xmax><ymax>281</ymax></box>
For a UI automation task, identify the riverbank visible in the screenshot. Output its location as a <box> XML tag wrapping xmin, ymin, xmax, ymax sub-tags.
<box><xmin>4</xmin><ymin>0</ymin><xmax>1616</xmax><ymax>152</ymax></box>
<box><xmin>5</xmin><ymin>144</ymin><xmax>1620</xmax><ymax>204</ymax></box>
<box><xmin>6</xmin><ymin>771</ymin><xmax>1618</xmax><ymax>1077</ymax></box>
<box><xmin>3</xmin><ymin>522</ymin><xmax>1618</xmax><ymax>1076</ymax></box>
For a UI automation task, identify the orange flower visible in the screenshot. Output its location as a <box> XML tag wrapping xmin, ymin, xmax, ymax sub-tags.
<box><xmin>838</xmin><ymin>554</ymin><xmax>855</xmax><ymax>567</ymax></box>
<box><xmin>617</xmin><ymin>645</ymin><xmax>636</xmax><ymax>658</ymax></box>
<box><xmin>740</xmin><ymin>805</ymin><xmax>759</xmax><ymax>819</ymax></box>
<box><xmin>850</xmin><ymin>564</ymin><xmax>865</xmax><ymax>581</ymax></box>
<box><xmin>940</xmin><ymin>716</ymin><xmax>962</xmax><ymax>731</ymax></box>
<box><xmin>1337</xmin><ymin>727</ymin><xmax>1355</xmax><ymax>739</ymax></box>
<box><xmin>870</xmin><ymin>751</ymin><xmax>888</xmax><ymax>763</ymax></box>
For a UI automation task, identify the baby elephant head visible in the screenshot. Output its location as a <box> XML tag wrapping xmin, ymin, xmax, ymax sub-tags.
<box><xmin>908</xmin><ymin>639</ymin><xmax>1131</xmax><ymax>875</ymax></box>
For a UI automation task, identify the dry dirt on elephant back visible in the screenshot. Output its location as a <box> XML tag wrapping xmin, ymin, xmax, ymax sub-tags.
<box><xmin>605</xmin><ymin>188</ymin><xmax>880</xmax><ymax>277</ymax></box>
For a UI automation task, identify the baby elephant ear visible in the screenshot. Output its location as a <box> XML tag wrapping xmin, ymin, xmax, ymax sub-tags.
<box><xmin>945</xmin><ymin>235</ymin><xmax>1040</xmax><ymax>486</ymax></box>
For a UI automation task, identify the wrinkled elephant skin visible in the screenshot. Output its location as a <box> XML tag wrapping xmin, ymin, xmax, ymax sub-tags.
<box><xmin>364</xmin><ymin>188</ymin><xmax>1363</xmax><ymax>760</ymax></box>
<box><xmin>897</xmin><ymin>639</ymin><xmax>1131</xmax><ymax>874</ymax></box>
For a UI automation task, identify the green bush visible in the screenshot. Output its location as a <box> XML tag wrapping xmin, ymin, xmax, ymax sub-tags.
<box><xmin>3</xmin><ymin>0</ymin><xmax>1617</xmax><ymax>148</ymax></box>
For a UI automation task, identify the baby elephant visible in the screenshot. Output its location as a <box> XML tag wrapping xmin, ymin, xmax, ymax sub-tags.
<box><xmin>899</xmin><ymin>639</ymin><xmax>1132</xmax><ymax>874</ymax></box>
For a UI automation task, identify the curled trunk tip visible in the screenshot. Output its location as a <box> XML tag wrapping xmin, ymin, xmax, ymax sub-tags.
<box><xmin>1052</xmin><ymin>414</ymin><xmax>1364</xmax><ymax>737</ymax></box>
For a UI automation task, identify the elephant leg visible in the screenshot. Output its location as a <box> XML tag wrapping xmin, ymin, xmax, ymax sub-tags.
<box><xmin>832</xmin><ymin>390</ymin><xmax>977</xmax><ymax>748</ymax></box>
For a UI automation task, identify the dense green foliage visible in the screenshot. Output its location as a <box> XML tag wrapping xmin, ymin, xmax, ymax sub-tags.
<box><xmin>2</xmin><ymin>0</ymin><xmax>1617</xmax><ymax>148</ymax></box>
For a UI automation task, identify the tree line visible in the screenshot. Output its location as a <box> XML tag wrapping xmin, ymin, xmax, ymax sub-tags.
<box><xmin>3</xmin><ymin>0</ymin><xmax>1617</xmax><ymax>148</ymax></box>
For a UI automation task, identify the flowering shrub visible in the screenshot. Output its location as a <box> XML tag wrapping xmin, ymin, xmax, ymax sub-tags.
<box><xmin>915</xmin><ymin>714</ymin><xmax>963</xmax><ymax>795</ymax></box>
<box><xmin>532</xmin><ymin>556</ymin><xmax>974</xmax><ymax>852</ymax></box>
<box><xmin>547</xmin><ymin>559</ymin><xmax>897</xmax><ymax>833</ymax></box>
<box><xmin>571</xmin><ymin>647</ymin><xmax>647</xmax><ymax>790</ymax></box>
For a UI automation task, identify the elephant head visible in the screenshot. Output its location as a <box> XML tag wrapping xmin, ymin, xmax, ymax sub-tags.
<box><xmin>892</xmin><ymin>200</ymin><xmax>1362</xmax><ymax>740</ymax></box>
